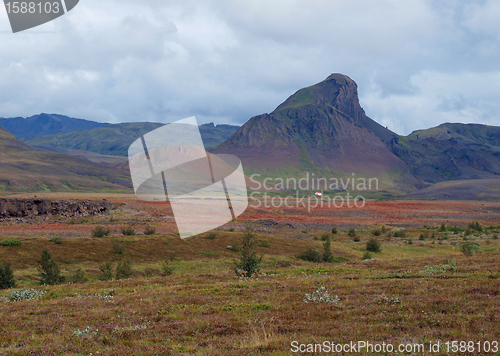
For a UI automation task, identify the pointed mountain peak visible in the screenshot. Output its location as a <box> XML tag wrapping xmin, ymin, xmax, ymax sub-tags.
<box><xmin>273</xmin><ymin>73</ymin><xmax>363</xmax><ymax>121</ymax></box>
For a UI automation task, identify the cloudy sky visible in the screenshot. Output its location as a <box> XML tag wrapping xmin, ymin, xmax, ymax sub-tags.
<box><xmin>1</xmin><ymin>0</ymin><xmax>499</xmax><ymax>135</ymax></box>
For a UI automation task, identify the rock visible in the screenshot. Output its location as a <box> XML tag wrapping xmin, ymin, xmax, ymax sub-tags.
<box><xmin>0</xmin><ymin>198</ymin><xmax>115</xmax><ymax>221</ymax></box>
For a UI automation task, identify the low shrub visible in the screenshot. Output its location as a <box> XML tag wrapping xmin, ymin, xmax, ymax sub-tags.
<box><xmin>0</xmin><ymin>239</ymin><xmax>22</xmax><ymax>247</ymax></box>
<box><xmin>50</xmin><ymin>236</ymin><xmax>63</xmax><ymax>244</ymax></box>
<box><xmin>461</xmin><ymin>241</ymin><xmax>480</xmax><ymax>256</ymax></box>
<box><xmin>331</xmin><ymin>227</ymin><xmax>337</xmax><ymax>234</ymax></box>
<box><xmin>347</xmin><ymin>228</ymin><xmax>356</xmax><ymax>238</ymax></box>
<box><xmin>9</xmin><ymin>288</ymin><xmax>44</xmax><ymax>302</ymax></box>
<box><xmin>121</xmin><ymin>227</ymin><xmax>135</xmax><ymax>236</ymax></box>
<box><xmin>144</xmin><ymin>227</ymin><xmax>156</xmax><ymax>235</ymax></box>
<box><xmin>112</xmin><ymin>241</ymin><xmax>124</xmax><ymax>255</ymax></box>
<box><xmin>320</xmin><ymin>234</ymin><xmax>330</xmax><ymax>241</ymax></box>
<box><xmin>372</xmin><ymin>229</ymin><xmax>382</xmax><ymax>236</ymax></box>
<box><xmin>92</xmin><ymin>226</ymin><xmax>111</xmax><ymax>238</ymax></box>
<box><xmin>116</xmin><ymin>260</ymin><xmax>133</xmax><ymax>279</ymax></box>
<box><xmin>468</xmin><ymin>221</ymin><xmax>483</xmax><ymax>232</ymax></box>
<box><xmin>419</xmin><ymin>261</ymin><xmax>456</xmax><ymax>275</ymax></box>
<box><xmin>258</xmin><ymin>239</ymin><xmax>270</xmax><ymax>248</ymax></box>
<box><xmin>297</xmin><ymin>248</ymin><xmax>322</xmax><ymax>263</ymax></box>
<box><xmin>99</xmin><ymin>262</ymin><xmax>113</xmax><ymax>281</ymax></box>
<box><xmin>373</xmin><ymin>294</ymin><xmax>401</xmax><ymax>305</ymax></box>
<box><xmin>393</xmin><ymin>230</ymin><xmax>406</xmax><ymax>238</ymax></box>
<box><xmin>303</xmin><ymin>286</ymin><xmax>340</xmax><ymax>305</ymax></box>
<box><xmin>362</xmin><ymin>251</ymin><xmax>373</xmax><ymax>260</ymax></box>
<box><xmin>69</xmin><ymin>269</ymin><xmax>88</xmax><ymax>284</ymax></box>
<box><xmin>366</xmin><ymin>238</ymin><xmax>382</xmax><ymax>253</ymax></box>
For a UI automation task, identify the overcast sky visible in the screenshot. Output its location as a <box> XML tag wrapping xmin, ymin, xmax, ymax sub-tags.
<box><xmin>1</xmin><ymin>0</ymin><xmax>499</xmax><ymax>135</ymax></box>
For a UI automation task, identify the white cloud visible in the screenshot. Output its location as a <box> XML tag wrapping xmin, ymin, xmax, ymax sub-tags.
<box><xmin>0</xmin><ymin>0</ymin><xmax>499</xmax><ymax>135</ymax></box>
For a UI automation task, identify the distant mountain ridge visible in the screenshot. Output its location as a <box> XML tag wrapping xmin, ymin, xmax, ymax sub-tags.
<box><xmin>2</xmin><ymin>75</ymin><xmax>500</xmax><ymax>198</ymax></box>
<box><xmin>0</xmin><ymin>113</ymin><xmax>109</xmax><ymax>137</ymax></box>
<box><xmin>390</xmin><ymin>122</ymin><xmax>500</xmax><ymax>183</ymax></box>
<box><xmin>21</xmin><ymin>121</ymin><xmax>239</xmax><ymax>156</ymax></box>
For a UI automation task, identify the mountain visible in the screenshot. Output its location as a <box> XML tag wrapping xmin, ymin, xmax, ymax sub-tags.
<box><xmin>22</xmin><ymin>122</ymin><xmax>239</xmax><ymax>156</ymax></box>
<box><xmin>213</xmin><ymin>73</ymin><xmax>419</xmax><ymax>193</ymax></box>
<box><xmin>0</xmin><ymin>125</ymin><xmax>132</xmax><ymax>193</ymax></box>
<box><xmin>389</xmin><ymin>123</ymin><xmax>500</xmax><ymax>183</ymax></box>
<box><xmin>0</xmin><ymin>113</ymin><xmax>108</xmax><ymax>138</ymax></box>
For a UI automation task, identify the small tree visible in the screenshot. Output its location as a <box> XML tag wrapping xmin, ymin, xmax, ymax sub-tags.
<box><xmin>366</xmin><ymin>238</ymin><xmax>382</xmax><ymax>253</ymax></box>
<box><xmin>116</xmin><ymin>259</ymin><xmax>133</xmax><ymax>279</ymax></box>
<box><xmin>99</xmin><ymin>262</ymin><xmax>113</xmax><ymax>281</ymax></box>
<box><xmin>0</xmin><ymin>262</ymin><xmax>16</xmax><ymax>289</ymax></box>
<box><xmin>161</xmin><ymin>260</ymin><xmax>173</xmax><ymax>276</ymax></box>
<box><xmin>322</xmin><ymin>236</ymin><xmax>333</xmax><ymax>263</ymax></box>
<box><xmin>234</xmin><ymin>227</ymin><xmax>262</xmax><ymax>278</ymax></box>
<box><xmin>38</xmin><ymin>249</ymin><xmax>65</xmax><ymax>285</ymax></box>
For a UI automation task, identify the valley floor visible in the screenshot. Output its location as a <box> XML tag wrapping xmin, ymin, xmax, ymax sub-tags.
<box><xmin>1</xmin><ymin>196</ymin><xmax>499</xmax><ymax>355</ymax></box>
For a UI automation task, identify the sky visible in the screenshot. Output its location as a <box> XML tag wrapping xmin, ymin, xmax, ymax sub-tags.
<box><xmin>0</xmin><ymin>0</ymin><xmax>499</xmax><ymax>135</ymax></box>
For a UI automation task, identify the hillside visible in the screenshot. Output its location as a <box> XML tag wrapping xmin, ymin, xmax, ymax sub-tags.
<box><xmin>0</xmin><ymin>126</ymin><xmax>132</xmax><ymax>193</ymax></box>
<box><xmin>22</xmin><ymin>122</ymin><xmax>239</xmax><ymax>156</ymax></box>
<box><xmin>389</xmin><ymin>123</ymin><xmax>500</xmax><ymax>183</ymax></box>
<box><xmin>0</xmin><ymin>113</ymin><xmax>108</xmax><ymax>138</ymax></box>
<box><xmin>211</xmin><ymin>74</ymin><xmax>500</xmax><ymax>197</ymax></box>
<box><xmin>213</xmin><ymin>74</ymin><xmax>420</xmax><ymax>193</ymax></box>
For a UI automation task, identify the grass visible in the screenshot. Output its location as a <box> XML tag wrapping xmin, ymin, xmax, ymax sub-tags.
<box><xmin>0</xmin><ymin>225</ymin><xmax>500</xmax><ymax>354</ymax></box>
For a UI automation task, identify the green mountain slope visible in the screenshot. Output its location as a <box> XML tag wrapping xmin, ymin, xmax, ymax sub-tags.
<box><xmin>213</xmin><ymin>74</ymin><xmax>419</xmax><ymax>193</ymax></box>
<box><xmin>389</xmin><ymin>123</ymin><xmax>500</xmax><ymax>183</ymax></box>
<box><xmin>0</xmin><ymin>126</ymin><xmax>132</xmax><ymax>193</ymax></box>
<box><xmin>22</xmin><ymin>122</ymin><xmax>239</xmax><ymax>156</ymax></box>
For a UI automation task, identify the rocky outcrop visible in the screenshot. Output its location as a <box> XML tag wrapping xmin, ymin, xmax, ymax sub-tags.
<box><xmin>0</xmin><ymin>198</ymin><xmax>115</xmax><ymax>220</ymax></box>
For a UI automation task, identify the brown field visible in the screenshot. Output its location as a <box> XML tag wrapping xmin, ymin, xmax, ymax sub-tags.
<box><xmin>1</xmin><ymin>195</ymin><xmax>500</xmax><ymax>355</ymax></box>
